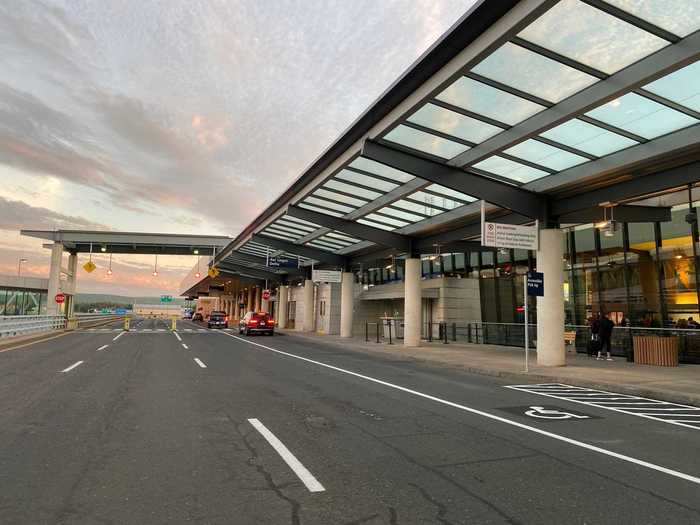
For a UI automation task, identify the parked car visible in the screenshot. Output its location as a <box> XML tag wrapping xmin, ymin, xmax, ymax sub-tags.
<box><xmin>182</xmin><ymin>309</ymin><xmax>193</xmax><ymax>320</ymax></box>
<box><xmin>207</xmin><ymin>310</ymin><xmax>229</xmax><ymax>329</ymax></box>
<box><xmin>192</xmin><ymin>312</ymin><xmax>203</xmax><ymax>322</ymax></box>
<box><xmin>239</xmin><ymin>312</ymin><xmax>274</xmax><ymax>336</ymax></box>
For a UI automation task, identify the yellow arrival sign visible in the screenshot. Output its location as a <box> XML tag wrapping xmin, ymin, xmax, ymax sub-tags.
<box><xmin>83</xmin><ymin>260</ymin><xmax>97</xmax><ymax>273</ymax></box>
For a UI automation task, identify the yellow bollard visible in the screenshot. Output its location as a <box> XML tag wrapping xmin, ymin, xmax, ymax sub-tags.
<box><xmin>171</xmin><ymin>316</ymin><xmax>177</xmax><ymax>331</ymax></box>
<box><xmin>124</xmin><ymin>317</ymin><xmax>130</xmax><ymax>331</ymax></box>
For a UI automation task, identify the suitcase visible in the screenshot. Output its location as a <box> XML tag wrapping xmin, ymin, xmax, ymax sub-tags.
<box><xmin>588</xmin><ymin>336</ymin><xmax>602</xmax><ymax>357</ymax></box>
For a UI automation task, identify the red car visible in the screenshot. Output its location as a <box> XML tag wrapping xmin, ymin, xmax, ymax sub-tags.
<box><xmin>239</xmin><ymin>312</ymin><xmax>275</xmax><ymax>336</ymax></box>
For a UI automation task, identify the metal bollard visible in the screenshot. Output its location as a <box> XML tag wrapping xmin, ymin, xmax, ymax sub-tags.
<box><xmin>452</xmin><ymin>323</ymin><xmax>457</xmax><ymax>342</ymax></box>
<box><xmin>171</xmin><ymin>316</ymin><xmax>177</xmax><ymax>331</ymax></box>
<box><xmin>387</xmin><ymin>321</ymin><xmax>393</xmax><ymax>345</ymax></box>
<box><xmin>442</xmin><ymin>322</ymin><xmax>448</xmax><ymax>344</ymax></box>
<box><xmin>428</xmin><ymin>322</ymin><xmax>433</xmax><ymax>342</ymax></box>
<box><xmin>365</xmin><ymin>322</ymin><xmax>369</xmax><ymax>342</ymax></box>
<box><xmin>124</xmin><ymin>317</ymin><xmax>130</xmax><ymax>331</ymax></box>
<box><xmin>376</xmin><ymin>322</ymin><xmax>380</xmax><ymax>344</ymax></box>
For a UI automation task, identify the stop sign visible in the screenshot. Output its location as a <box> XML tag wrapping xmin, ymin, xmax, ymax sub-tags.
<box><xmin>262</xmin><ymin>289</ymin><xmax>271</xmax><ymax>301</ymax></box>
<box><xmin>55</xmin><ymin>293</ymin><xmax>66</xmax><ymax>304</ymax></box>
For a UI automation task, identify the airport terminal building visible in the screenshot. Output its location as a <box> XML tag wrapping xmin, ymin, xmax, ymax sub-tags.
<box><xmin>180</xmin><ymin>0</ymin><xmax>700</xmax><ymax>365</ymax></box>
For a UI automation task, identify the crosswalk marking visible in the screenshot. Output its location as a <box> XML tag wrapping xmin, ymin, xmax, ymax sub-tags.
<box><xmin>505</xmin><ymin>383</ymin><xmax>700</xmax><ymax>431</ymax></box>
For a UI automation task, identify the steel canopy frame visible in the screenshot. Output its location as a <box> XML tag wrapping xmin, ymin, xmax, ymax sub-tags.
<box><xmin>250</xmin><ymin>234</ymin><xmax>347</xmax><ymax>267</ymax></box>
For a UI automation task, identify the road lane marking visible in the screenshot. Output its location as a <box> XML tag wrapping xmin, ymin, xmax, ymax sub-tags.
<box><xmin>505</xmin><ymin>384</ymin><xmax>700</xmax><ymax>431</ymax></box>
<box><xmin>174</xmin><ymin>332</ymin><xmax>182</xmax><ymax>341</ymax></box>
<box><xmin>61</xmin><ymin>361</ymin><xmax>84</xmax><ymax>373</ymax></box>
<box><xmin>113</xmin><ymin>332</ymin><xmax>125</xmax><ymax>342</ymax></box>
<box><xmin>182</xmin><ymin>343</ymin><xmax>189</xmax><ymax>350</ymax></box>
<box><xmin>194</xmin><ymin>357</ymin><xmax>207</xmax><ymax>368</ymax></box>
<box><xmin>248</xmin><ymin>418</ymin><xmax>325</xmax><ymax>493</ymax></box>
<box><xmin>218</xmin><ymin>332</ymin><xmax>700</xmax><ymax>486</ymax></box>
<box><xmin>96</xmin><ymin>344</ymin><xmax>109</xmax><ymax>351</ymax></box>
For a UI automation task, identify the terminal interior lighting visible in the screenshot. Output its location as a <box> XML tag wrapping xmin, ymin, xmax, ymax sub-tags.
<box><xmin>100</xmin><ymin>245</ymin><xmax>107</xmax><ymax>252</ymax></box>
<box><xmin>193</xmin><ymin>249</ymin><xmax>199</xmax><ymax>255</ymax></box>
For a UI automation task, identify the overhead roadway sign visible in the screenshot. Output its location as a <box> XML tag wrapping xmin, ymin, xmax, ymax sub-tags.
<box><xmin>312</xmin><ymin>269</ymin><xmax>342</xmax><ymax>283</ymax></box>
<box><xmin>160</xmin><ymin>295</ymin><xmax>173</xmax><ymax>303</ymax></box>
<box><xmin>482</xmin><ymin>221</ymin><xmax>538</xmax><ymax>251</ymax></box>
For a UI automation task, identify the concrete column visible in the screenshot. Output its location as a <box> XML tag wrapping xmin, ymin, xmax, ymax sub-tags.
<box><xmin>66</xmin><ymin>253</ymin><xmax>78</xmax><ymax>317</ymax></box>
<box><xmin>536</xmin><ymin>228</ymin><xmax>566</xmax><ymax>367</ymax></box>
<box><xmin>340</xmin><ymin>272</ymin><xmax>355</xmax><ymax>338</ymax></box>
<box><xmin>247</xmin><ymin>287</ymin><xmax>254</xmax><ymax>314</ymax></box>
<box><xmin>277</xmin><ymin>285</ymin><xmax>289</xmax><ymax>329</ymax></box>
<box><xmin>254</xmin><ymin>287</ymin><xmax>262</xmax><ymax>312</ymax></box>
<box><xmin>47</xmin><ymin>242</ymin><xmax>63</xmax><ymax>316</ymax></box>
<box><xmin>404</xmin><ymin>258</ymin><xmax>422</xmax><ymax>347</ymax></box>
<box><xmin>302</xmin><ymin>279</ymin><xmax>314</xmax><ymax>332</ymax></box>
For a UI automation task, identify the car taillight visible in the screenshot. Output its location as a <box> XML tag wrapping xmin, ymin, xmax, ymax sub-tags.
<box><xmin>249</xmin><ymin>319</ymin><xmax>258</xmax><ymax>326</ymax></box>
<box><xmin>225</xmin><ymin>316</ymin><xmax>229</xmax><ymax>322</ymax></box>
<box><xmin>268</xmin><ymin>319</ymin><xmax>275</xmax><ymax>326</ymax></box>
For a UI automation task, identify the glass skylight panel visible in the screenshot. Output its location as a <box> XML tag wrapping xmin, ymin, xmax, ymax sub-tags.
<box><xmin>310</xmin><ymin>238</ymin><xmax>346</xmax><ymax>250</ymax></box>
<box><xmin>436</xmin><ymin>76</ymin><xmax>546</xmax><ymax>126</ymax></box>
<box><xmin>306</xmin><ymin>241</ymin><xmax>336</xmax><ymax>252</ymax></box>
<box><xmin>259</xmin><ymin>231</ymin><xmax>299</xmax><ymax>243</ymax></box>
<box><xmin>326</xmin><ymin>231</ymin><xmax>361</xmax><ymax>244</ymax></box>
<box><xmin>275</xmin><ymin>220</ymin><xmax>316</xmax><ymax>233</ymax></box>
<box><xmin>407</xmin><ymin>103</ymin><xmax>502</xmax><ymax>144</ymax></box>
<box><xmin>324</xmin><ymin>179</ymin><xmax>382</xmax><ymax>200</ymax></box>
<box><xmin>297</xmin><ymin>203</ymin><xmax>344</xmax><ymax>218</ymax></box>
<box><xmin>472</xmin><ymin>42</ymin><xmax>597</xmax><ymax>103</ymax></box>
<box><xmin>585</xmin><ymin>93</ymin><xmax>698</xmax><ymax>139</ymax></box>
<box><xmin>313</xmin><ymin>188</ymin><xmax>367</xmax><ymax>207</ymax></box>
<box><xmin>364</xmin><ymin>213</ymin><xmax>409</xmax><ymax>228</ymax></box>
<box><xmin>265</xmin><ymin>226</ymin><xmax>303</xmax><ymax>238</ymax></box>
<box><xmin>377</xmin><ymin>207</ymin><xmax>425</xmax><ymax>223</ymax></box>
<box><xmin>278</xmin><ymin>215</ymin><xmax>318</xmax><ymax>229</ymax></box>
<box><xmin>424</xmin><ymin>183</ymin><xmax>476</xmax><ymax>202</ymax></box>
<box><xmin>349</xmin><ymin>157</ymin><xmax>414</xmax><ymax>183</ymax></box>
<box><xmin>473</xmin><ymin>156</ymin><xmax>551</xmax><ymax>183</ymax></box>
<box><xmin>540</xmin><ymin>118</ymin><xmax>638</xmax><ymax>156</ymax></box>
<box><xmin>605</xmin><ymin>0</ymin><xmax>700</xmax><ymax>37</ymax></box>
<box><xmin>318</xmin><ymin>235</ymin><xmax>351</xmax><ymax>247</ymax></box>
<box><xmin>357</xmin><ymin>218</ymin><xmax>396</xmax><ymax>231</ymax></box>
<box><xmin>304</xmin><ymin>196</ymin><xmax>355</xmax><ymax>214</ymax></box>
<box><xmin>408</xmin><ymin>191</ymin><xmax>463</xmax><ymax>210</ymax></box>
<box><xmin>383</xmin><ymin>125</ymin><xmax>469</xmax><ymax>159</ymax></box>
<box><xmin>519</xmin><ymin>0</ymin><xmax>668</xmax><ymax>75</ymax></box>
<box><xmin>644</xmin><ymin>61</ymin><xmax>700</xmax><ymax>112</ymax></box>
<box><xmin>335</xmin><ymin>169</ymin><xmax>398</xmax><ymax>192</ymax></box>
<box><xmin>392</xmin><ymin>199</ymin><xmax>443</xmax><ymax>216</ymax></box>
<box><xmin>504</xmin><ymin>139</ymin><xmax>588</xmax><ymax>171</ymax></box>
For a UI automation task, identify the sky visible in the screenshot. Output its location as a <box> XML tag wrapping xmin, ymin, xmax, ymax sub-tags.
<box><xmin>0</xmin><ymin>0</ymin><xmax>474</xmax><ymax>296</ymax></box>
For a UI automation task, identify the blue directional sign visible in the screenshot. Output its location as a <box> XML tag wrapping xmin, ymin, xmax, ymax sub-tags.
<box><xmin>267</xmin><ymin>256</ymin><xmax>298</xmax><ymax>268</ymax></box>
<box><xmin>116</xmin><ymin>308</ymin><xmax>127</xmax><ymax>315</ymax></box>
<box><xmin>527</xmin><ymin>271</ymin><xmax>544</xmax><ymax>297</ymax></box>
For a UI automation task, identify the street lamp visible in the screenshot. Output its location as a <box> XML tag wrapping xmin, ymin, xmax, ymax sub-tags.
<box><xmin>17</xmin><ymin>258</ymin><xmax>27</xmax><ymax>277</ymax></box>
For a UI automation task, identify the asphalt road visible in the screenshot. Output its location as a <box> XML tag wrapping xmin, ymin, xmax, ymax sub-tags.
<box><xmin>0</xmin><ymin>317</ymin><xmax>698</xmax><ymax>524</ymax></box>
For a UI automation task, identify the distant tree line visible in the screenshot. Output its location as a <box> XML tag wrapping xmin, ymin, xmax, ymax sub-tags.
<box><xmin>74</xmin><ymin>302</ymin><xmax>133</xmax><ymax>313</ymax></box>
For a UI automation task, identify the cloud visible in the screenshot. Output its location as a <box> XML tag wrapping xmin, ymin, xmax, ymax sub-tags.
<box><xmin>0</xmin><ymin>195</ymin><xmax>108</xmax><ymax>231</ymax></box>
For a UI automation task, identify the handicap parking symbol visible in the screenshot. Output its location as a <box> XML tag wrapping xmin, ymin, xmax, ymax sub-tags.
<box><xmin>499</xmin><ymin>405</ymin><xmax>600</xmax><ymax>422</ymax></box>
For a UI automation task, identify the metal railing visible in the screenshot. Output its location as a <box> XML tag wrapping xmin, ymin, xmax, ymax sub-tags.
<box><xmin>0</xmin><ymin>315</ymin><xmax>66</xmax><ymax>339</ymax></box>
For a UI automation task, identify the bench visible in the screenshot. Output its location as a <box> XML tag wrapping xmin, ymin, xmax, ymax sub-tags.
<box><xmin>564</xmin><ymin>331</ymin><xmax>577</xmax><ymax>350</ymax></box>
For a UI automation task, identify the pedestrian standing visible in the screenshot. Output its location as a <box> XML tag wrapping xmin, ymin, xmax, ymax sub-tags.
<box><xmin>597</xmin><ymin>313</ymin><xmax>615</xmax><ymax>361</ymax></box>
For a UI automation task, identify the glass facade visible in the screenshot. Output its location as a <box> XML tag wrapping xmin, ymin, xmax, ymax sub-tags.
<box><xmin>0</xmin><ymin>288</ymin><xmax>48</xmax><ymax>315</ymax></box>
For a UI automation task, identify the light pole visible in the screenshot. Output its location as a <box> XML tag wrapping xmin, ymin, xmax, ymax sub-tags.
<box><xmin>17</xmin><ymin>258</ymin><xmax>27</xmax><ymax>277</ymax></box>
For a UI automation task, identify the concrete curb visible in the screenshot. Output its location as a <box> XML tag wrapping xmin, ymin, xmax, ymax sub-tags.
<box><xmin>277</xmin><ymin>330</ymin><xmax>700</xmax><ymax>407</ymax></box>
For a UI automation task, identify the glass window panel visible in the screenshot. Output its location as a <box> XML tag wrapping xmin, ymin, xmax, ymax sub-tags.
<box><xmin>313</xmin><ymin>188</ymin><xmax>367</xmax><ymax>207</ymax></box>
<box><xmin>324</xmin><ymin>179</ymin><xmax>382</xmax><ymax>200</ymax></box>
<box><xmin>424</xmin><ymin>183</ymin><xmax>476</xmax><ymax>202</ymax></box>
<box><xmin>304</xmin><ymin>196</ymin><xmax>355</xmax><ymax>213</ymax></box>
<box><xmin>408</xmin><ymin>191</ymin><xmax>463</xmax><ymax>210</ymax></box>
<box><xmin>383</xmin><ymin>125</ymin><xmax>469</xmax><ymax>159</ymax></box>
<box><xmin>540</xmin><ymin>118</ymin><xmax>638</xmax><ymax>156</ymax></box>
<box><xmin>605</xmin><ymin>0</ymin><xmax>700</xmax><ymax>38</ymax></box>
<box><xmin>335</xmin><ymin>169</ymin><xmax>398</xmax><ymax>192</ymax></box>
<box><xmin>519</xmin><ymin>0</ymin><xmax>668</xmax><ymax>75</ymax></box>
<box><xmin>279</xmin><ymin>215</ymin><xmax>318</xmax><ymax>229</ymax></box>
<box><xmin>376</xmin><ymin>207</ymin><xmax>425</xmax><ymax>223</ymax></box>
<box><xmin>357</xmin><ymin>218</ymin><xmax>396</xmax><ymax>231</ymax></box>
<box><xmin>644</xmin><ymin>61</ymin><xmax>700</xmax><ymax>112</ymax></box>
<box><xmin>350</xmin><ymin>157</ymin><xmax>414</xmax><ymax>183</ymax></box>
<box><xmin>407</xmin><ymin>103</ymin><xmax>502</xmax><ymax>144</ymax></box>
<box><xmin>472</xmin><ymin>42</ymin><xmax>597</xmax><ymax>103</ymax></box>
<box><xmin>585</xmin><ymin>93</ymin><xmax>698</xmax><ymax>139</ymax></box>
<box><xmin>473</xmin><ymin>156</ymin><xmax>550</xmax><ymax>183</ymax></box>
<box><xmin>392</xmin><ymin>199</ymin><xmax>443</xmax><ymax>216</ymax></box>
<box><xmin>504</xmin><ymin>139</ymin><xmax>588</xmax><ymax>171</ymax></box>
<box><xmin>297</xmin><ymin>203</ymin><xmax>344</xmax><ymax>217</ymax></box>
<box><xmin>436</xmin><ymin>76</ymin><xmax>546</xmax><ymax>126</ymax></box>
<box><xmin>364</xmin><ymin>213</ymin><xmax>409</xmax><ymax>228</ymax></box>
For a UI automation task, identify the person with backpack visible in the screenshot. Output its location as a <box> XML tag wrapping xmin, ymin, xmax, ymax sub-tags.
<box><xmin>597</xmin><ymin>313</ymin><xmax>615</xmax><ymax>361</ymax></box>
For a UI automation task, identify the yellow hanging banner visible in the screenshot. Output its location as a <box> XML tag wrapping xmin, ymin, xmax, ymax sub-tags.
<box><xmin>83</xmin><ymin>260</ymin><xmax>96</xmax><ymax>273</ymax></box>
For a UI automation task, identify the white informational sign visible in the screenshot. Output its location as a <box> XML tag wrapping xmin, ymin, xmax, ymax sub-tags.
<box><xmin>482</xmin><ymin>221</ymin><xmax>539</xmax><ymax>250</ymax></box>
<box><xmin>312</xmin><ymin>269</ymin><xmax>342</xmax><ymax>283</ymax></box>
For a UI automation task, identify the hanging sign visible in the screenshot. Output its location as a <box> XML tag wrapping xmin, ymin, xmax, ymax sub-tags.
<box><xmin>83</xmin><ymin>260</ymin><xmax>96</xmax><ymax>273</ymax></box>
<box><xmin>267</xmin><ymin>256</ymin><xmax>298</xmax><ymax>268</ymax></box>
<box><xmin>312</xmin><ymin>269</ymin><xmax>342</xmax><ymax>283</ymax></box>
<box><xmin>482</xmin><ymin>222</ymin><xmax>539</xmax><ymax>250</ymax></box>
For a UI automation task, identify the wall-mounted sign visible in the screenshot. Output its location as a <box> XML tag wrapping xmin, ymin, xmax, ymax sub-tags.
<box><xmin>55</xmin><ymin>293</ymin><xmax>66</xmax><ymax>304</ymax></box>
<box><xmin>312</xmin><ymin>269</ymin><xmax>342</xmax><ymax>283</ymax></box>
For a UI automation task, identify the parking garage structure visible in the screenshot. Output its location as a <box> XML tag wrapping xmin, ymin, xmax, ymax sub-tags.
<box><xmin>181</xmin><ymin>0</ymin><xmax>700</xmax><ymax>366</ymax></box>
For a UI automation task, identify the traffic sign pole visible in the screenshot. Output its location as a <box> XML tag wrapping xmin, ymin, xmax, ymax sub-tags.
<box><xmin>524</xmin><ymin>274</ymin><xmax>529</xmax><ymax>373</ymax></box>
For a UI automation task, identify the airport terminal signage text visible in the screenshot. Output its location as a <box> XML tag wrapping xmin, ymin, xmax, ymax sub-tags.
<box><xmin>312</xmin><ymin>269</ymin><xmax>342</xmax><ymax>283</ymax></box>
<box><xmin>482</xmin><ymin>222</ymin><xmax>538</xmax><ymax>251</ymax></box>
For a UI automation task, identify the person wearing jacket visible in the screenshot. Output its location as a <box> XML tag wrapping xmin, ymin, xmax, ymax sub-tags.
<box><xmin>597</xmin><ymin>313</ymin><xmax>615</xmax><ymax>361</ymax></box>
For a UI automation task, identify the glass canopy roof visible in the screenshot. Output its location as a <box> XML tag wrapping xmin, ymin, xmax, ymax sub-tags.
<box><xmin>230</xmin><ymin>0</ymin><xmax>700</xmax><ymax>263</ymax></box>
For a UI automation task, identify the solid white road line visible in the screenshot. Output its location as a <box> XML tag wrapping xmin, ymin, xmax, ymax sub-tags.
<box><xmin>219</xmin><ymin>331</ymin><xmax>700</xmax><ymax>486</ymax></box>
<box><xmin>194</xmin><ymin>357</ymin><xmax>207</xmax><ymax>368</ymax></box>
<box><xmin>182</xmin><ymin>343</ymin><xmax>189</xmax><ymax>350</ymax></box>
<box><xmin>248</xmin><ymin>418</ymin><xmax>325</xmax><ymax>493</ymax></box>
<box><xmin>96</xmin><ymin>344</ymin><xmax>109</xmax><ymax>351</ymax></box>
<box><xmin>113</xmin><ymin>332</ymin><xmax>125</xmax><ymax>341</ymax></box>
<box><xmin>61</xmin><ymin>361</ymin><xmax>84</xmax><ymax>373</ymax></box>
<box><xmin>174</xmin><ymin>332</ymin><xmax>182</xmax><ymax>341</ymax></box>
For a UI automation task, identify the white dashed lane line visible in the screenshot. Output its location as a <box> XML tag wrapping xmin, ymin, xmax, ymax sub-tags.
<box><xmin>113</xmin><ymin>332</ymin><xmax>125</xmax><ymax>342</ymax></box>
<box><xmin>194</xmin><ymin>357</ymin><xmax>207</xmax><ymax>368</ymax></box>
<box><xmin>182</xmin><ymin>344</ymin><xmax>189</xmax><ymax>350</ymax></box>
<box><xmin>96</xmin><ymin>345</ymin><xmax>109</xmax><ymax>351</ymax></box>
<box><xmin>60</xmin><ymin>361</ymin><xmax>84</xmax><ymax>373</ymax></box>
